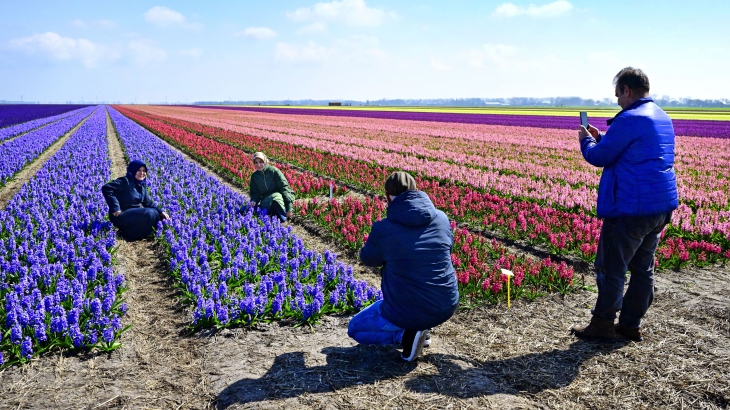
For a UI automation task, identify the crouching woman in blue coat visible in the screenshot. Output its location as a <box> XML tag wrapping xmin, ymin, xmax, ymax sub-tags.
<box><xmin>348</xmin><ymin>171</ymin><xmax>459</xmax><ymax>362</ymax></box>
<box><xmin>102</xmin><ymin>160</ymin><xmax>169</xmax><ymax>241</ymax></box>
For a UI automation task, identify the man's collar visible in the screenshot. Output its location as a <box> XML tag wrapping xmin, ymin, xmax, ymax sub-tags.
<box><xmin>607</xmin><ymin>97</ymin><xmax>653</xmax><ymax>126</ymax></box>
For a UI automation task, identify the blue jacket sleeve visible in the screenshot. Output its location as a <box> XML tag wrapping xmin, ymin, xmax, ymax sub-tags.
<box><xmin>581</xmin><ymin>119</ymin><xmax>632</xmax><ymax>168</ymax></box>
<box><xmin>359</xmin><ymin>222</ymin><xmax>385</xmax><ymax>268</ymax></box>
<box><xmin>101</xmin><ymin>179</ymin><xmax>122</xmax><ymax>214</ymax></box>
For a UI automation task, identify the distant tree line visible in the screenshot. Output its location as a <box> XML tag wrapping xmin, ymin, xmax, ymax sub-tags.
<box><xmin>194</xmin><ymin>96</ymin><xmax>730</xmax><ymax>108</ymax></box>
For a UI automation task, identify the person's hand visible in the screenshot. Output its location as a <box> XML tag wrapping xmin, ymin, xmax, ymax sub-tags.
<box><xmin>161</xmin><ymin>212</ymin><xmax>170</xmax><ymax>221</ymax></box>
<box><xmin>113</xmin><ymin>211</ymin><xmax>121</xmax><ymax>217</ymax></box>
<box><xmin>578</xmin><ymin>126</ymin><xmax>591</xmax><ymax>142</ymax></box>
<box><xmin>286</xmin><ymin>211</ymin><xmax>292</xmax><ymax>218</ymax></box>
<box><xmin>250</xmin><ymin>200</ymin><xmax>258</xmax><ymax>207</ymax></box>
<box><xmin>586</xmin><ymin>124</ymin><xmax>600</xmax><ymax>139</ymax></box>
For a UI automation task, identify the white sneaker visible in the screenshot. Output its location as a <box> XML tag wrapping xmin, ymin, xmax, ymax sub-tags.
<box><xmin>401</xmin><ymin>330</ymin><xmax>429</xmax><ymax>362</ymax></box>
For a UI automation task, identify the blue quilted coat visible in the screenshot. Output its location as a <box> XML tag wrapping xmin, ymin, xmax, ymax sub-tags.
<box><xmin>359</xmin><ymin>190</ymin><xmax>459</xmax><ymax>330</ymax></box>
<box><xmin>581</xmin><ymin>98</ymin><xmax>678</xmax><ymax>218</ymax></box>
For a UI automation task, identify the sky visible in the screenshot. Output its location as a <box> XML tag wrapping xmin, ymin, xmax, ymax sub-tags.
<box><xmin>1</xmin><ymin>0</ymin><xmax>729</xmax><ymax>103</ymax></box>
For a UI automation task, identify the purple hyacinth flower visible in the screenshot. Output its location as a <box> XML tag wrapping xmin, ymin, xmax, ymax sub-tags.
<box><xmin>90</xmin><ymin>298</ymin><xmax>102</xmax><ymax>317</ymax></box>
<box><xmin>103</xmin><ymin>326</ymin><xmax>114</xmax><ymax>343</ymax></box>
<box><xmin>11</xmin><ymin>323</ymin><xmax>22</xmax><ymax>344</ymax></box>
<box><xmin>21</xmin><ymin>336</ymin><xmax>33</xmax><ymax>358</ymax></box>
<box><xmin>35</xmin><ymin>324</ymin><xmax>47</xmax><ymax>342</ymax></box>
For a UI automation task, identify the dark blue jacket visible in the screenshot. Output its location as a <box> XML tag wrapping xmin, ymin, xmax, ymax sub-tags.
<box><xmin>360</xmin><ymin>190</ymin><xmax>459</xmax><ymax>330</ymax></box>
<box><xmin>581</xmin><ymin>98</ymin><xmax>678</xmax><ymax>218</ymax></box>
<box><xmin>102</xmin><ymin>176</ymin><xmax>163</xmax><ymax>216</ymax></box>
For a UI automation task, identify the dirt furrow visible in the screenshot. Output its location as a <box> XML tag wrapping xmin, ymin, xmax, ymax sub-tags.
<box><xmin>97</xmin><ymin>107</ymin><xmax>213</xmax><ymax>407</ymax></box>
<box><xmin>0</xmin><ymin>108</ymin><xmax>96</xmax><ymax>210</ymax></box>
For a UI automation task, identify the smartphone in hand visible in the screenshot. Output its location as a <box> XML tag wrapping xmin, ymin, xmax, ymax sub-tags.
<box><xmin>580</xmin><ymin>111</ymin><xmax>589</xmax><ymax>129</ymax></box>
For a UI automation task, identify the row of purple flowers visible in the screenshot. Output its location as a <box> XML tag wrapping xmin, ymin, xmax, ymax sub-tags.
<box><xmin>0</xmin><ymin>107</ymin><xmax>126</xmax><ymax>368</ymax></box>
<box><xmin>0</xmin><ymin>104</ymin><xmax>91</xmax><ymax>129</ymax></box>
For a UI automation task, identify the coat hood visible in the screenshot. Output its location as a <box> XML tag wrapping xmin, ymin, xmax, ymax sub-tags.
<box><xmin>386</xmin><ymin>190</ymin><xmax>437</xmax><ymax>227</ymax></box>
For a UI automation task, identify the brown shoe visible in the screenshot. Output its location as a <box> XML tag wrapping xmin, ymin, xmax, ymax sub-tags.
<box><xmin>615</xmin><ymin>324</ymin><xmax>643</xmax><ymax>342</ymax></box>
<box><xmin>571</xmin><ymin>317</ymin><xmax>617</xmax><ymax>340</ymax></box>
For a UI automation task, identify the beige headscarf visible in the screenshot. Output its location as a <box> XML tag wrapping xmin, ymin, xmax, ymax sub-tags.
<box><xmin>252</xmin><ymin>152</ymin><xmax>269</xmax><ymax>164</ymax></box>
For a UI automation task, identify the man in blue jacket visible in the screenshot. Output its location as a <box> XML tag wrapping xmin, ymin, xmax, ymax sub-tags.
<box><xmin>572</xmin><ymin>67</ymin><xmax>678</xmax><ymax>342</ymax></box>
<box><xmin>349</xmin><ymin>171</ymin><xmax>459</xmax><ymax>361</ymax></box>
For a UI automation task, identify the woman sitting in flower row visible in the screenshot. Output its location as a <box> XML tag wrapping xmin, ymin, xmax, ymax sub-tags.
<box><xmin>248</xmin><ymin>151</ymin><xmax>294</xmax><ymax>223</ymax></box>
<box><xmin>102</xmin><ymin>153</ymin><xmax>294</xmax><ymax>241</ymax></box>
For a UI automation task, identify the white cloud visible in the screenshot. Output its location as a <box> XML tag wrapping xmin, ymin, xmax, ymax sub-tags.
<box><xmin>493</xmin><ymin>0</ymin><xmax>573</xmax><ymax>18</ymax></box>
<box><xmin>71</xmin><ymin>19</ymin><xmax>118</xmax><ymax>29</ymax></box>
<box><xmin>287</xmin><ymin>0</ymin><xmax>390</xmax><ymax>27</ymax></box>
<box><xmin>464</xmin><ymin>43</ymin><xmax>569</xmax><ymax>75</ymax></box>
<box><xmin>275</xmin><ymin>36</ymin><xmax>387</xmax><ymax>65</ymax></box>
<box><xmin>235</xmin><ymin>27</ymin><xmax>278</xmax><ymax>39</ymax></box>
<box><xmin>71</xmin><ymin>19</ymin><xmax>87</xmax><ymax>29</ymax></box>
<box><xmin>180</xmin><ymin>48</ymin><xmax>204</xmax><ymax>59</ymax></box>
<box><xmin>430</xmin><ymin>57</ymin><xmax>451</xmax><ymax>71</ymax></box>
<box><xmin>129</xmin><ymin>40</ymin><xmax>167</xmax><ymax>65</ymax></box>
<box><xmin>297</xmin><ymin>22</ymin><xmax>328</xmax><ymax>36</ymax></box>
<box><xmin>96</xmin><ymin>20</ymin><xmax>118</xmax><ymax>29</ymax></box>
<box><xmin>275</xmin><ymin>41</ymin><xmax>330</xmax><ymax>63</ymax></box>
<box><xmin>8</xmin><ymin>32</ymin><xmax>120</xmax><ymax>67</ymax></box>
<box><xmin>467</xmin><ymin>44</ymin><xmax>516</xmax><ymax>68</ymax></box>
<box><xmin>144</xmin><ymin>6</ymin><xmax>187</xmax><ymax>26</ymax></box>
<box><xmin>347</xmin><ymin>35</ymin><xmax>379</xmax><ymax>47</ymax></box>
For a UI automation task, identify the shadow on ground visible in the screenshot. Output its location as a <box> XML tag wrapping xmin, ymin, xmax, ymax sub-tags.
<box><xmin>215</xmin><ymin>339</ymin><xmax>629</xmax><ymax>408</ymax></box>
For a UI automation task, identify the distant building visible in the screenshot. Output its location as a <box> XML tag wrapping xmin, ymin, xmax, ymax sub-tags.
<box><xmin>329</xmin><ymin>102</ymin><xmax>342</xmax><ymax>106</ymax></box>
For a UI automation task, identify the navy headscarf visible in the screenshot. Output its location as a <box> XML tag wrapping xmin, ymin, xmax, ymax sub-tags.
<box><xmin>126</xmin><ymin>160</ymin><xmax>148</xmax><ymax>186</ymax></box>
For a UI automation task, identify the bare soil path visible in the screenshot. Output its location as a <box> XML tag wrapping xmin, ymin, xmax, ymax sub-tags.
<box><xmin>0</xmin><ymin>108</ymin><xmax>95</xmax><ymax>210</ymax></box>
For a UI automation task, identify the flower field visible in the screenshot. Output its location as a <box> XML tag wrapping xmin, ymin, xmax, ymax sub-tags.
<box><xmin>115</xmin><ymin>105</ymin><xmax>730</xmax><ymax>270</ymax></box>
<box><xmin>0</xmin><ymin>107</ymin><xmax>126</xmax><ymax>367</ymax></box>
<box><xmin>107</xmin><ymin>107</ymin><xmax>381</xmax><ymax>329</ymax></box>
<box><xmin>0</xmin><ymin>101</ymin><xmax>726</xmax><ymax>374</ymax></box>
<box><xmin>112</xmin><ymin>105</ymin><xmax>581</xmax><ymax>308</ymax></box>
<box><xmin>115</xmin><ymin>105</ymin><xmax>582</xmax><ymax>300</ymax></box>
<box><xmin>0</xmin><ymin>106</ymin><xmax>95</xmax><ymax>186</ymax></box>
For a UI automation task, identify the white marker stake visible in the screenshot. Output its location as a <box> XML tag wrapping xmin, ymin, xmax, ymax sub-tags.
<box><xmin>501</xmin><ymin>269</ymin><xmax>514</xmax><ymax>309</ymax></box>
<box><xmin>329</xmin><ymin>182</ymin><xmax>333</xmax><ymax>200</ymax></box>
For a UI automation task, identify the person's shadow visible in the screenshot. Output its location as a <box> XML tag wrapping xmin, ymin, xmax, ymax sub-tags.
<box><xmin>215</xmin><ymin>339</ymin><xmax>628</xmax><ymax>408</ymax></box>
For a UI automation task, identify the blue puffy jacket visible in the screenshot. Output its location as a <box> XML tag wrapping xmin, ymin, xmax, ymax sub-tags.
<box><xmin>359</xmin><ymin>190</ymin><xmax>459</xmax><ymax>330</ymax></box>
<box><xmin>581</xmin><ymin>98</ymin><xmax>678</xmax><ymax>218</ymax></box>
